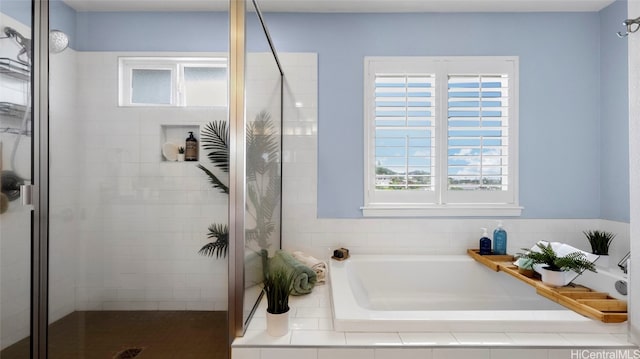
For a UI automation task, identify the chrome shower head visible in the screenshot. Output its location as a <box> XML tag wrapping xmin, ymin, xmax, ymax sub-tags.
<box><xmin>49</xmin><ymin>29</ymin><xmax>69</xmax><ymax>54</ymax></box>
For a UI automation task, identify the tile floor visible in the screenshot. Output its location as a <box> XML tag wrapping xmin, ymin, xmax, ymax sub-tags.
<box><xmin>1</xmin><ymin>311</ymin><xmax>228</xmax><ymax>359</ymax></box>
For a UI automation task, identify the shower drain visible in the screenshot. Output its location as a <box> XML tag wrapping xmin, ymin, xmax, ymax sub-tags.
<box><xmin>114</xmin><ymin>347</ymin><xmax>144</xmax><ymax>359</ymax></box>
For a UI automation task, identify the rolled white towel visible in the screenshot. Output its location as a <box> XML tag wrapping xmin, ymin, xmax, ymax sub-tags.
<box><xmin>292</xmin><ymin>251</ymin><xmax>328</xmax><ymax>283</ymax></box>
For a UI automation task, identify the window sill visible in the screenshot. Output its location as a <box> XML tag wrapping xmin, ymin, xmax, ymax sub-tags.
<box><xmin>361</xmin><ymin>204</ymin><xmax>523</xmax><ymax>217</ymax></box>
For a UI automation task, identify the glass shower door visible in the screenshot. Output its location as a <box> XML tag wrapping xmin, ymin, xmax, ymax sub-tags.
<box><xmin>0</xmin><ymin>3</ymin><xmax>33</xmax><ymax>358</ymax></box>
<box><xmin>46</xmin><ymin>1</ymin><xmax>230</xmax><ymax>358</ymax></box>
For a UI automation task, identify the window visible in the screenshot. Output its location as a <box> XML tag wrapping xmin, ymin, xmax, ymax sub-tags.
<box><xmin>119</xmin><ymin>57</ymin><xmax>227</xmax><ymax>107</ymax></box>
<box><xmin>363</xmin><ymin>57</ymin><xmax>521</xmax><ymax>217</ymax></box>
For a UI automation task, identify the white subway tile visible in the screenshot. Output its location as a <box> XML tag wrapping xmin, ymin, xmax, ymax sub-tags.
<box><xmin>295</xmin><ymin>307</ymin><xmax>332</xmax><ymax>319</ymax></box>
<box><xmin>548</xmin><ymin>349</ymin><xmax>574</xmax><ymax>359</ymax></box>
<box><xmin>231</xmin><ymin>348</ymin><xmax>260</xmax><ymax>359</ymax></box>
<box><xmin>157</xmin><ymin>301</ymin><xmax>187</xmax><ymax>310</ymax></box>
<box><xmin>433</xmin><ymin>349</ymin><xmax>490</xmax><ymax>359</ymax></box>
<box><xmin>261</xmin><ymin>348</ymin><xmax>318</xmax><ymax>359</ymax></box>
<box><xmin>345</xmin><ymin>333</ymin><xmax>402</xmax><ymax>346</ymax></box>
<box><xmin>505</xmin><ymin>333</ymin><xmax>571</xmax><ymax>346</ymax></box>
<box><xmin>399</xmin><ymin>332</ymin><xmax>458</xmax><ymax>346</ymax></box>
<box><xmin>233</xmin><ymin>330</ymin><xmax>292</xmax><ymax>346</ymax></box>
<box><xmin>374</xmin><ymin>348</ymin><xmax>433</xmax><ymax>359</ymax></box>
<box><xmin>318</xmin><ymin>318</ymin><xmax>334</xmax><ymax>331</ymax></box>
<box><xmin>185</xmin><ymin>301</ymin><xmax>216</xmax><ymax>311</ymax></box>
<box><xmin>559</xmin><ymin>333</ymin><xmax>633</xmax><ymax>346</ymax></box>
<box><xmin>490</xmin><ymin>349</ymin><xmax>547</xmax><ymax>359</ymax></box>
<box><xmin>451</xmin><ymin>333</ymin><xmax>513</xmax><ymax>346</ymax></box>
<box><xmin>318</xmin><ymin>349</ymin><xmax>373</xmax><ymax>359</ymax></box>
<box><xmin>291</xmin><ymin>331</ymin><xmax>346</xmax><ymax>345</ymax></box>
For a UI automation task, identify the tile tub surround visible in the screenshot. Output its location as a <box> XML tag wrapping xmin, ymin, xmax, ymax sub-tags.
<box><xmin>231</xmin><ymin>284</ymin><xmax>636</xmax><ymax>358</ymax></box>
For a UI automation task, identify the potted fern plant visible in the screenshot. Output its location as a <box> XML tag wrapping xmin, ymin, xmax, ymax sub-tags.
<box><xmin>518</xmin><ymin>242</ymin><xmax>596</xmax><ymax>287</ymax></box>
<box><xmin>583</xmin><ymin>230</ymin><xmax>615</xmax><ymax>268</ymax></box>
<box><xmin>263</xmin><ymin>268</ymin><xmax>294</xmax><ymax>336</ymax></box>
<box><xmin>177</xmin><ymin>146</ymin><xmax>185</xmax><ymax>162</ymax></box>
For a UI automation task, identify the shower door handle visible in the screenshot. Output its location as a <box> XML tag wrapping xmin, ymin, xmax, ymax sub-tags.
<box><xmin>20</xmin><ymin>184</ymin><xmax>33</xmax><ymax>208</ymax></box>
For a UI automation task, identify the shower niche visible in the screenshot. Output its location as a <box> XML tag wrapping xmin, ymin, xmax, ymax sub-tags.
<box><xmin>160</xmin><ymin>124</ymin><xmax>200</xmax><ymax>162</ymax></box>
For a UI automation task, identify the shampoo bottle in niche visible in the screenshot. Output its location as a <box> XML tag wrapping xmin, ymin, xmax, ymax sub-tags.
<box><xmin>493</xmin><ymin>221</ymin><xmax>508</xmax><ymax>255</ymax></box>
<box><xmin>479</xmin><ymin>228</ymin><xmax>492</xmax><ymax>255</ymax></box>
<box><xmin>185</xmin><ymin>131</ymin><xmax>198</xmax><ymax>161</ymax></box>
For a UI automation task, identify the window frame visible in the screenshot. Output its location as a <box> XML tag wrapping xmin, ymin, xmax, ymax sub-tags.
<box><xmin>118</xmin><ymin>56</ymin><xmax>227</xmax><ymax>107</ymax></box>
<box><xmin>362</xmin><ymin>56</ymin><xmax>522</xmax><ymax>217</ymax></box>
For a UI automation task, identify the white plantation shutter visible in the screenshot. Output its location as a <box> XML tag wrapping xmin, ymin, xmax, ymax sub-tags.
<box><xmin>447</xmin><ymin>74</ymin><xmax>509</xmax><ymax>191</ymax></box>
<box><xmin>364</xmin><ymin>57</ymin><xmax>520</xmax><ymax>216</ymax></box>
<box><xmin>374</xmin><ymin>74</ymin><xmax>436</xmax><ymax>191</ymax></box>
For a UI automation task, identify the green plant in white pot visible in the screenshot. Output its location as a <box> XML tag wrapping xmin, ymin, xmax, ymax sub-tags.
<box><xmin>263</xmin><ymin>268</ymin><xmax>294</xmax><ymax>336</ymax></box>
<box><xmin>518</xmin><ymin>242</ymin><xmax>596</xmax><ymax>287</ymax></box>
<box><xmin>177</xmin><ymin>146</ymin><xmax>185</xmax><ymax>162</ymax></box>
<box><xmin>583</xmin><ymin>230</ymin><xmax>615</xmax><ymax>268</ymax></box>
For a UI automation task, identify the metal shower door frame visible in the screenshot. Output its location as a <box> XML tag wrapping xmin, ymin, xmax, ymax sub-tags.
<box><xmin>31</xmin><ymin>0</ymin><xmax>50</xmax><ymax>358</ymax></box>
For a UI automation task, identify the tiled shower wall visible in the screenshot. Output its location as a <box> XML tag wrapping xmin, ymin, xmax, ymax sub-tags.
<box><xmin>280</xmin><ymin>52</ymin><xmax>631</xmax><ymax>268</ymax></box>
<box><xmin>49</xmin><ymin>46</ymin><xmax>79</xmax><ymax>322</ymax></box>
<box><xmin>70</xmin><ymin>52</ymin><xmax>229</xmax><ymax>312</ymax></box>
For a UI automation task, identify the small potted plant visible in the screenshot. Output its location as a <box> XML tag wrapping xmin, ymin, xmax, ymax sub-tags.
<box><xmin>518</xmin><ymin>242</ymin><xmax>596</xmax><ymax>287</ymax></box>
<box><xmin>263</xmin><ymin>268</ymin><xmax>294</xmax><ymax>336</ymax></box>
<box><xmin>177</xmin><ymin>146</ymin><xmax>185</xmax><ymax>162</ymax></box>
<box><xmin>583</xmin><ymin>230</ymin><xmax>615</xmax><ymax>268</ymax></box>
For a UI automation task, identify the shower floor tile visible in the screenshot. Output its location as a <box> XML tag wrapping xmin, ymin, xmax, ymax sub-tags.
<box><xmin>0</xmin><ymin>310</ymin><xmax>228</xmax><ymax>359</ymax></box>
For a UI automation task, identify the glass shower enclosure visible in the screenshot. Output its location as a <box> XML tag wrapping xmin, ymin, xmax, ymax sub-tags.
<box><xmin>0</xmin><ymin>0</ymin><xmax>282</xmax><ymax>356</ymax></box>
<box><xmin>0</xmin><ymin>3</ymin><xmax>34</xmax><ymax>357</ymax></box>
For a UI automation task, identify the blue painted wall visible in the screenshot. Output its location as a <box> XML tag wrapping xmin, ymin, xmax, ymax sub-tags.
<box><xmin>600</xmin><ymin>0</ymin><xmax>630</xmax><ymax>222</ymax></box>
<box><xmin>1</xmin><ymin>2</ymin><xmax>630</xmax><ymax>221</ymax></box>
<box><xmin>75</xmin><ymin>11</ymin><xmax>228</xmax><ymax>52</ymax></box>
<box><xmin>265</xmin><ymin>12</ymin><xmax>606</xmax><ymax>219</ymax></box>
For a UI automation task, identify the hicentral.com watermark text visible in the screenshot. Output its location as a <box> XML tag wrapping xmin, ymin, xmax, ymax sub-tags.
<box><xmin>571</xmin><ymin>349</ymin><xmax>640</xmax><ymax>359</ymax></box>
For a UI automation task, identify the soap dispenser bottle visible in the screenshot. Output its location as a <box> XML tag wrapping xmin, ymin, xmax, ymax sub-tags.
<box><xmin>493</xmin><ymin>221</ymin><xmax>508</xmax><ymax>255</ymax></box>
<box><xmin>479</xmin><ymin>228</ymin><xmax>492</xmax><ymax>255</ymax></box>
<box><xmin>185</xmin><ymin>131</ymin><xmax>198</xmax><ymax>161</ymax></box>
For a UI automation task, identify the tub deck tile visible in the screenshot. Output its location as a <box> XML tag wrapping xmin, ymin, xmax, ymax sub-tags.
<box><xmin>451</xmin><ymin>332</ymin><xmax>513</xmax><ymax>346</ymax></box>
<box><xmin>504</xmin><ymin>333</ymin><xmax>572</xmax><ymax>346</ymax></box>
<box><xmin>559</xmin><ymin>333</ymin><xmax>632</xmax><ymax>347</ymax></box>
<box><xmin>233</xmin><ymin>283</ymin><xmax>636</xmax><ymax>350</ymax></box>
<box><xmin>398</xmin><ymin>332</ymin><xmax>458</xmax><ymax>346</ymax></box>
<box><xmin>345</xmin><ymin>333</ymin><xmax>403</xmax><ymax>346</ymax></box>
<box><xmin>234</xmin><ymin>330</ymin><xmax>293</xmax><ymax>346</ymax></box>
<box><xmin>291</xmin><ymin>330</ymin><xmax>346</xmax><ymax>346</ymax></box>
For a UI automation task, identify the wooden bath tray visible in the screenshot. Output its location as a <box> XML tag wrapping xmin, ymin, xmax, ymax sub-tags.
<box><xmin>467</xmin><ymin>249</ymin><xmax>627</xmax><ymax>323</ymax></box>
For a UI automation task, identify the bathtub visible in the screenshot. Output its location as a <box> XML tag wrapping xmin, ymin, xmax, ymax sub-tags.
<box><xmin>329</xmin><ymin>255</ymin><xmax>627</xmax><ymax>333</ymax></box>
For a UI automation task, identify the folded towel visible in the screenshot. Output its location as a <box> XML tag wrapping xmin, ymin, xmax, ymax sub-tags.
<box><xmin>292</xmin><ymin>251</ymin><xmax>328</xmax><ymax>284</ymax></box>
<box><xmin>269</xmin><ymin>250</ymin><xmax>317</xmax><ymax>296</ymax></box>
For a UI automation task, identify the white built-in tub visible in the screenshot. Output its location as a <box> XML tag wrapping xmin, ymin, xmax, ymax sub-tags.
<box><xmin>329</xmin><ymin>255</ymin><xmax>628</xmax><ymax>333</ymax></box>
